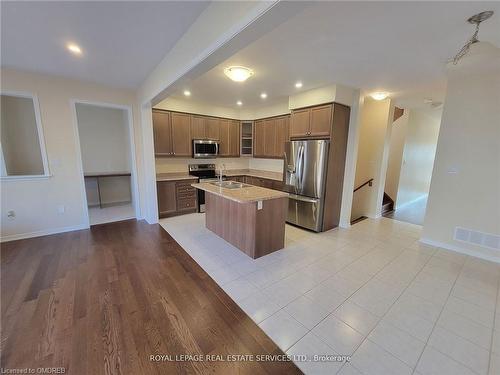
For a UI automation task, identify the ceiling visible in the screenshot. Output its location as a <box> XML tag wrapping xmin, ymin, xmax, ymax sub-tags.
<box><xmin>169</xmin><ymin>1</ymin><xmax>500</xmax><ymax>109</ymax></box>
<box><xmin>1</xmin><ymin>1</ymin><xmax>209</xmax><ymax>88</ymax></box>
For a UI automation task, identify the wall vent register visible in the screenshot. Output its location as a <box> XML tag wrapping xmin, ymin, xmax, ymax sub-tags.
<box><xmin>454</xmin><ymin>227</ymin><xmax>500</xmax><ymax>250</ymax></box>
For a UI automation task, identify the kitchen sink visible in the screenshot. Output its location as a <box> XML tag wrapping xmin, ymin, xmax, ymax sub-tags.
<box><xmin>210</xmin><ymin>181</ymin><xmax>251</xmax><ymax>189</ymax></box>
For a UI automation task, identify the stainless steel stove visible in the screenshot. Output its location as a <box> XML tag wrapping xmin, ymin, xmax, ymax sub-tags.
<box><xmin>188</xmin><ymin>164</ymin><xmax>225</xmax><ymax>212</ymax></box>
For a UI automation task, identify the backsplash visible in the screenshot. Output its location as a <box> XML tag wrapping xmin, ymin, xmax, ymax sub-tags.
<box><xmin>155</xmin><ymin>157</ymin><xmax>283</xmax><ymax>174</ymax></box>
<box><xmin>248</xmin><ymin>158</ymin><xmax>284</xmax><ymax>173</ymax></box>
<box><xmin>155</xmin><ymin>157</ymin><xmax>248</xmax><ymax>173</ymax></box>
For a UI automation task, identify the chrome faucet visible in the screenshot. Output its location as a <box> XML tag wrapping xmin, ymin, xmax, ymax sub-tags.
<box><xmin>218</xmin><ymin>163</ymin><xmax>225</xmax><ymax>184</ymax></box>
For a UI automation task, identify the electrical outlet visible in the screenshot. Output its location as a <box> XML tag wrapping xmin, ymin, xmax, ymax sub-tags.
<box><xmin>57</xmin><ymin>205</ymin><xmax>65</xmax><ymax>214</ymax></box>
<box><xmin>7</xmin><ymin>210</ymin><xmax>15</xmax><ymax>220</ymax></box>
<box><xmin>257</xmin><ymin>201</ymin><xmax>263</xmax><ymax>210</ymax></box>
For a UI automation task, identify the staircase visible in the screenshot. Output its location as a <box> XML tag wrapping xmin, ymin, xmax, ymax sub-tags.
<box><xmin>382</xmin><ymin>193</ymin><xmax>394</xmax><ymax>215</ymax></box>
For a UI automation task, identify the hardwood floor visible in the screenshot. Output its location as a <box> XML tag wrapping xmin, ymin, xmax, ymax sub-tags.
<box><xmin>1</xmin><ymin>220</ymin><xmax>301</xmax><ymax>375</ymax></box>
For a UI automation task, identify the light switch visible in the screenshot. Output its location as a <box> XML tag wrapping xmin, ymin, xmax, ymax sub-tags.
<box><xmin>257</xmin><ymin>201</ymin><xmax>263</xmax><ymax>210</ymax></box>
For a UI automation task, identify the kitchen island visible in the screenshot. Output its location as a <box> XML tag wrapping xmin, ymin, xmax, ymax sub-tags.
<box><xmin>192</xmin><ymin>181</ymin><xmax>288</xmax><ymax>259</ymax></box>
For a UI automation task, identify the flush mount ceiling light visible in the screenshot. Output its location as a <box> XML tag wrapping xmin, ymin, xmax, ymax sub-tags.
<box><xmin>67</xmin><ymin>43</ymin><xmax>82</xmax><ymax>55</ymax></box>
<box><xmin>371</xmin><ymin>92</ymin><xmax>389</xmax><ymax>101</ymax></box>
<box><xmin>224</xmin><ymin>66</ymin><xmax>254</xmax><ymax>82</ymax></box>
<box><xmin>260</xmin><ymin>92</ymin><xmax>267</xmax><ymax>99</ymax></box>
<box><xmin>451</xmin><ymin>10</ymin><xmax>494</xmax><ymax>64</ymax></box>
<box><xmin>236</xmin><ymin>100</ymin><xmax>243</xmax><ymax>106</ymax></box>
<box><xmin>295</xmin><ymin>81</ymin><xmax>303</xmax><ymax>88</ymax></box>
<box><xmin>183</xmin><ymin>90</ymin><xmax>191</xmax><ymax>96</ymax></box>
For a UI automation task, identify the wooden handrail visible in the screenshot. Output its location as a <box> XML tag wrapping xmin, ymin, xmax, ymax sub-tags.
<box><xmin>353</xmin><ymin>178</ymin><xmax>373</xmax><ymax>193</ymax></box>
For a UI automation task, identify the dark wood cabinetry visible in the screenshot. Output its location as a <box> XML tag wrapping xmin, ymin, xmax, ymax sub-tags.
<box><xmin>153</xmin><ymin>109</ymin><xmax>240</xmax><ymax>158</ymax></box>
<box><xmin>252</xmin><ymin>115</ymin><xmax>290</xmax><ymax>159</ymax></box>
<box><xmin>219</xmin><ymin>119</ymin><xmax>240</xmax><ymax>157</ymax></box>
<box><xmin>157</xmin><ymin>181</ymin><xmax>177</xmax><ymax>216</ymax></box>
<box><xmin>191</xmin><ymin>116</ymin><xmax>206</xmax><ymax>139</ymax></box>
<box><xmin>253</xmin><ymin>120</ymin><xmax>265</xmax><ymax>157</ymax></box>
<box><xmin>206</xmin><ymin>117</ymin><xmax>220</xmax><ymax>140</ymax></box>
<box><xmin>290</xmin><ymin>103</ymin><xmax>332</xmax><ymax>138</ymax></box>
<box><xmin>171</xmin><ymin>112</ymin><xmax>192</xmax><ymax>156</ymax></box>
<box><xmin>157</xmin><ymin>179</ymin><xmax>197</xmax><ymax>218</ymax></box>
<box><xmin>152</xmin><ymin>110</ymin><xmax>173</xmax><ymax>156</ymax></box>
<box><xmin>275</xmin><ymin>116</ymin><xmax>290</xmax><ymax>158</ymax></box>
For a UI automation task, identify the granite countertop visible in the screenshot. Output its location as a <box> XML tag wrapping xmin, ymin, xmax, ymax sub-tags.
<box><xmin>224</xmin><ymin>169</ymin><xmax>283</xmax><ymax>181</ymax></box>
<box><xmin>156</xmin><ymin>173</ymin><xmax>198</xmax><ymax>182</ymax></box>
<box><xmin>191</xmin><ymin>182</ymin><xmax>288</xmax><ymax>203</ymax></box>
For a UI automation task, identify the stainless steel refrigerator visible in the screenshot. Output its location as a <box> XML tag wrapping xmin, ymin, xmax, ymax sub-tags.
<box><xmin>283</xmin><ymin>139</ymin><xmax>330</xmax><ymax>232</ymax></box>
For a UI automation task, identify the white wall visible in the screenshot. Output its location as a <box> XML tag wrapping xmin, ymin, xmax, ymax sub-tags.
<box><xmin>76</xmin><ymin>103</ymin><xmax>131</xmax><ymax>173</ymax></box>
<box><xmin>154</xmin><ymin>97</ymin><xmax>240</xmax><ymax>119</ymax></box>
<box><xmin>351</xmin><ymin>98</ymin><xmax>393</xmax><ymax>220</ymax></box>
<box><xmin>422</xmin><ymin>42</ymin><xmax>500</xmax><ymax>261</ymax></box>
<box><xmin>396</xmin><ymin>108</ymin><xmax>441</xmax><ymax>208</ymax></box>
<box><xmin>384</xmin><ymin>111</ymin><xmax>409</xmax><ymax>201</ymax></box>
<box><xmin>0</xmin><ymin>68</ymin><xmax>145</xmax><ymax>241</ymax></box>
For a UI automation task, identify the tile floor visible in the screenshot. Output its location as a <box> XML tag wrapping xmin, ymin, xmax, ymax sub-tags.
<box><xmin>160</xmin><ymin>213</ymin><xmax>500</xmax><ymax>375</ymax></box>
<box><xmin>384</xmin><ymin>195</ymin><xmax>428</xmax><ymax>226</ymax></box>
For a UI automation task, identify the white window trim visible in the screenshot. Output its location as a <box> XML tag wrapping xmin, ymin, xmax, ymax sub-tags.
<box><xmin>0</xmin><ymin>90</ymin><xmax>51</xmax><ymax>180</ymax></box>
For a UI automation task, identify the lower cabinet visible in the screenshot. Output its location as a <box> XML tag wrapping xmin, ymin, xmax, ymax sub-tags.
<box><xmin>157</xmin><ymin>179</ymin><xmax>197</xmax><ymax>218</ymax></box>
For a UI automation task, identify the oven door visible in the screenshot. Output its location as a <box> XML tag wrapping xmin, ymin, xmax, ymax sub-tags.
<box><xmin>193</xmin><ymin>140</ymin><xmax>219</xmax><ymax>158</ymax></box>
<box><xmin>198</xmin><ymin>177</ymin><xmax>225</xmax><ymax>212</ymax></box>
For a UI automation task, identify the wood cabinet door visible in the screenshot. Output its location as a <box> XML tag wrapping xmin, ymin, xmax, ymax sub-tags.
<box><xmin>171</xmin><ymin>112</ymin><xmax>191</xmax><ymax>156</ymax></box>
<box><xmin>191</xmin><ymin>115</ymin><xmax>206</xmax><ymax>139</ymax></box>
<box><xmin>290</xmin><ymin>108</ymin><xmax>310</xmax><ymax>138</ymax></box>
<box><xmin>157</xmin><ymin>181</ymin><xmax>177</xmax><ymax>216</ymax></box>
<box><xmin>218</xmin><ymin>119</ymin><xmax>230</xmax><ymax>156</ymax></box>
<box><xmin>254</xmin><ymin>120</ymin><xmax>265</xmax><ymax>157</ymax></box>
<box><xmin>275</xmin><ymin>115</ymin><xmax>290</xmax><ymax>158</ymax></box>
<box><xmin>264</xmin><ymin>118</ymin><xmax>277</xmax><ymax>157</ymax></box>
<box><xmin>206</xmin><ymin>117</ymin><xmax>220</xmax><ymax>140</ymax></box>
<box><xmin>229</xmin><ymin>120</ymin><xmax>240</xmax><ymax>156</ymax></box>
<box><xmin>152</xmin><ymin>110</ymin><xmax>173</xmax><ymax>155</ymax></box>
<box><xmin>310</xmin><ymin>104</ymin><xmax>332</xmax><ymax>137</ymax></box>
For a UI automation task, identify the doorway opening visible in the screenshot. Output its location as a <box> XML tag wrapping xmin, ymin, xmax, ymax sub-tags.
<box><xmin>382</xmin><ymin>106</ymin><xmax>442</xmax><ymax>225</ymax></box>
<box><xmin>74</xmin><ymin>102</ymin><xmax>138</xmax><ymax>225</ymax></box>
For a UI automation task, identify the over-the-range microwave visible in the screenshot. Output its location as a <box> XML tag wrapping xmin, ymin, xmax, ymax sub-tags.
<box><xmin>193</xmin><ymin>139</ymin><xmax>219</xmax><ymax>158</ymax></box>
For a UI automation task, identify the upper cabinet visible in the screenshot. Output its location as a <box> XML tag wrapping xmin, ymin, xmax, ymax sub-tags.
<box><xmin>170</xmin><ymin>112</ymin><xmax>192</xmax><ymax>156</ymax></box>
<box><xmin>217</xmin><ymin>119</ymin><xmax>240</xmax><ymax>157</ymax></box>
<box><xmin>153</xmin><ymin>109</ymin><xmax>239</xmax><ymax>158</ymax></box>
<box><xmin>206</xmin><ymin>117</ymin><xmax>220</xmax><ymax>140</ymax></box>
<box><xmin>252</xmin><ymin>115</ymin><xmax>290</xmax><ymax>159</ymax></box>
<box><xmin>229</xmin><ymin>120</ymin><xmax>240</xmax><ymax>156</ymax></box>
<box><xmin>253</xmin><ymin>120</ymin><xmax>265</xmax><ymax>157</ymax></box>
<box><xmin>191</xmin><ymin>115</ymin><xmax>206</xmax><ymax>139</ymax></box>
<box><xmin>290</xmin><ymin>103</ymin><xmax>333</xmax><ymax>139</ymax></box>
<box><xmin>152</xmin><ymin>110</ymin><xmax>173</xmax><ymax>156</ymax></box>
<box><xmin>275</xmin><ymin>115</ymin><xmax>290</xmax><ymax>158</ymax></box>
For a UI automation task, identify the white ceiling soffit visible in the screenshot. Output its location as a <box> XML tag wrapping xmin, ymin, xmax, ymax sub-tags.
<box><xmin>168</xmin><ymin>1</ymin><xmax>500</xmax><ymax>109</ymax></box>
<box><xmin>0</xmin><ymin>1</ymin><xmax>209</xmax><ymax>88</ymax></box>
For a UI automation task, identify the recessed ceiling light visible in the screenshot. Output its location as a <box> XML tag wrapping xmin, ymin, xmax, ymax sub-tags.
<box><xmin>260</xmin><ymin>93</ymin><xmax>267</xmax><ymax>99</ymax></box>
<box><xmin>371</xmin><ymin>92</ymin><xmax>389</xmax><ymax>101</ymax></box>
<box><xmin>295</xmin><ymin>82</ymin><xmax>303</xmax><ymax>88</ymax></box>
<box><xmin>67</xmin><ymin>43</ymin><xmax>82</xmax><ymax>55</ymax></box>
<box><xmin>236</xmin><ymin>100</ymin><xmax>243</xmax><ymax>106</ymax></box>
<box><xmin>224</xmin><ymin>66</ymin><xmax>254</xmax><ymax>82</ymax></box>
<box><xmin>183</xmin><ymin>90</ymin><xmax>191</xmax><ymax>97</ymax></box>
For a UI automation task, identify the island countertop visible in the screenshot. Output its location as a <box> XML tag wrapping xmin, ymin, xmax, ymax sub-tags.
<box><xmin>192</xmin><ymin>181</ymin><xmax>288</xmax><ymax>203</ymax></box>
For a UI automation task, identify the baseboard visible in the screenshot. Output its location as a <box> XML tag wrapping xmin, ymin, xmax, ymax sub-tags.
<box><xmin>0</xmin><ymin>223</ymin><xmax>89</xmax><ymax>243</ymax></box>
<box><xmin>419</xmin><ymin>237</ymin><xmax>500</xmax><ymax>264</ymax></box>
<box><xmin>395</xmin><ymin>194</ymin><xmax>427</xmax><ymax>211</ymax></box>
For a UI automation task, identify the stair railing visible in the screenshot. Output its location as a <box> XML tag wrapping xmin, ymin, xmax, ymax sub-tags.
<box><xmin>353</xmin><ymin>178</ymin><xmax>373</xmax><ymax>193</ymax></box>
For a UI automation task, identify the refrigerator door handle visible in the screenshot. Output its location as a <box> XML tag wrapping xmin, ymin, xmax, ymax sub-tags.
<box><xmin>288</xmin><ymin>194</ymin><xmax>319</xmax><ymax>203</ymax></box>
<box><xmin>297</xmin><ymin>145</ymin><xmax>305</xmax><ymax>190</ymax></box>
